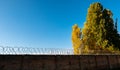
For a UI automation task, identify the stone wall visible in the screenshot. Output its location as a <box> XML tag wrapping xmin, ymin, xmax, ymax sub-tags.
<box><xmin>0</xmin><ymin>55</ymin><xmax>120</xmax><ymax>70</ymax></box>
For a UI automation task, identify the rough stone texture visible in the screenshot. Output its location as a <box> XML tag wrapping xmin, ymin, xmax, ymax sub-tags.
<box><xmin>0</xmin><ymin>55</ymin><xmax>120</xmax><ymax>70</ymax></box>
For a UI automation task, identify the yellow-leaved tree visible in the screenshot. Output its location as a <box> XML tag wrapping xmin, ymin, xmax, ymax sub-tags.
<box><xmin>72</xmin><ymin>2</ymin><xmax>120</xmax><ymax>54</ymax></box>
<box><xmin>72</xmin><ymin>24</ymin><xmax>82</xmax><ymax>54</ymax></box>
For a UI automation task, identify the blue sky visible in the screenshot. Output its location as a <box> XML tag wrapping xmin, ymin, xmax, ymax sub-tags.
<box><xmin>0</xmin><ymin>0</ymin><xmax>119</xmax><ymax>48</ymax></box>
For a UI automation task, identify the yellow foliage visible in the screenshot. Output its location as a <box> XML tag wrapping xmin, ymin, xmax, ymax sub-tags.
<box><xmin>71</xmin><ymin>2</ymin><xmax>120</xmax><ymax>54</ymax></box>
<box><xmin>99</xmin><ymin>13</ymin><xmax>102</xmax><ymax>17</ymax></box>
<box><xmin>106</xmin><ymin>45</ymin><xmax>114</xmax><ymax>52</ymax></box>
<box><xmin>72</xmin><ymin>24</ymin><xmax>82</xmax><ymax>54</ymax></box>
<box><xmin>83</xmin><ymin>45</ymin><xmax>89</xmax><ymax>53</ymax></box>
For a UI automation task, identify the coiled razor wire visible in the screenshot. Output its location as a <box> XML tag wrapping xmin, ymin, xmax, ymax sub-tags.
<box><xmin>0</xmin><ymin>46</ymin><xmax>74</xmax><ymax>55</ymax></box>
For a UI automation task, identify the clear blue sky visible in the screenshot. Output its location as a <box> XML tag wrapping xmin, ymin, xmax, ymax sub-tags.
<box><xmin>0</xmin><ymin>0</ymin><xmax>119</xmax><ymax>48</ymax></box>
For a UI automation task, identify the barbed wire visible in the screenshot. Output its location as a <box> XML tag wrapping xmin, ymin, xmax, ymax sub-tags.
<box><xmin>0</xmin><ymin>46</ymin><xmax>120</xmax><ymax>55</ymax></box>
<box><xmin>0</xmin><ymin>46</ymin><xmax>74</xmax><ymax>55</ymax></box>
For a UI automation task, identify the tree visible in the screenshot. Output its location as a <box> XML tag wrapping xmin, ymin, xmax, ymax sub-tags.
<box><xmin>72</xmin><ymin>24</ymin><xmax>82</xmax><ymax>54</ymax></box>
<box><xmin>82</xmin><ymin>2</ymin><xmax>105</xmax><ymax>50</ymax></box>
<box><xmin>82</xmin><ymin>2</ymin><xmax>120</xmax><ymax>51</ymax></box>
<box><xmin>72</xmin><ymin>2</ymin><xmax>120</xmax><ymax>54</ymax></box>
